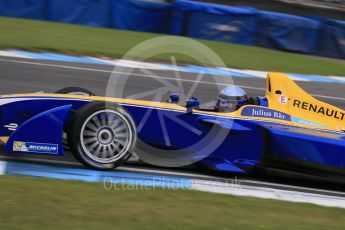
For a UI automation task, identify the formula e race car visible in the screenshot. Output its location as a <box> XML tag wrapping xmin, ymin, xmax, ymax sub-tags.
<box><xmin>0</xmin><ymin>73</ymin><xmax>344</xmax><ymax>180</ymax></box>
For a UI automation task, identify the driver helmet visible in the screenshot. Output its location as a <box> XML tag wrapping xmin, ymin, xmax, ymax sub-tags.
<box><xmin>216</xmin><ymin>86</ymin><xmax>248</xmax><ymax>112</ymax></box>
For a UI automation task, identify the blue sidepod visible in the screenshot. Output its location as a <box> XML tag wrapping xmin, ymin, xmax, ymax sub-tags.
<box><xmin>197</xmin><ymin>118</ymin><xmax>267</xmax><ymax>173</ymax></box>
<box><xmin>263</xmin><ymin>123</ymin><xmax>345</xmax><ymax>169</ymax></box>
<box><xmin>123</xmin><ymin>104</ymin><xmax>266</xmax><ymax>172</ymax></box>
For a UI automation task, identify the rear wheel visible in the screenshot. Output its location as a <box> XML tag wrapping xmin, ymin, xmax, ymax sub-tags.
<box><xmin>68</xmin><ymin>102</ymin><xmax>136</xmax><ymax>170</ymax></box>
<box><xmin>55</xmin><ymin>87</ymin><xmax>95</xmax><ymax>96</ymax></box>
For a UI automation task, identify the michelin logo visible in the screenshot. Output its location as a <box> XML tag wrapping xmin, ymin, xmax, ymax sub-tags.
<box><xmin>13</xmin><ymin>141</ymin><xmax>58</xmax><ymax>154</ymax></box>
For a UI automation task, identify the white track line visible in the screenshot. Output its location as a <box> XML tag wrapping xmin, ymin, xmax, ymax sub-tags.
<box><xmin>191</xmin><ymin>179</ymin><xmax>345</xmax><ymax>209</ymax></box>
<box><xmin>0</xmin><ymin>58</ymin><xmax>344</xmax><ymax>102</ymax></box>
<box><xmin>0</xmin><ymin>51</ymin><xmax>33</xmax><ymax>59</ymax></box>
<box><xmin>0</xmin><ymin>161</ymin><xmax>6</xmax><ymax>175</ymax></box>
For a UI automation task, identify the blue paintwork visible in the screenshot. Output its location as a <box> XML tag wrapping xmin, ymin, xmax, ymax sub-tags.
<box><xmin>258</xmin><ymin>97</ymin><xmax>269</xmax><ymax>107</ymax></box>
<box><xmin>0</xmin><ymin>96</ymin><xmax>344</xmax><ymax>177</ymax></box>
<box><xmin>123</xmin><ymin>105</ymin><xmax>266</xmax><ymax>171</ymax></box>
<box><xmin>186</xmin><ymin>97</ymin><xmax>200</xmax><ymax>113</ymax></box>
<box><xmin>199</xmin><ymin>157</ymin><xmax>247</xmax><ymax>173</ymax></box>
<box><xmin>169</xmin><ymin>92</ymin><xmax>180</xmax><ymax>104</ymax></box>
<box><xmin>262</xmin><ymin>123</ymin><xmax>345</xmax><ymax>168</ymax></box>
<box><xmin>0</xmin><ymin>97</ymin><xmax>90</xmax><ymax>137</ymax></box>
<box><xmin>5</xmin><ymin>105</ymin><xmax>72</xmax><ymax>155</ymax></box>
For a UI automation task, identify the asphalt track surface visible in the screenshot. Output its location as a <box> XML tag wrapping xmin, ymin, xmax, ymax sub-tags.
<box><xmin>0</xmin><ymin>56</ymin><xmax>344</xmax><ymax>195</ymax></box>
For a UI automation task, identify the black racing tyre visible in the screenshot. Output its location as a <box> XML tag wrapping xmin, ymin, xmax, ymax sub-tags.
<box><xmin>55</xmin><ymin>87</ymin><xmax>95</xmax><ymax>96</ymax></box>
<box><xmin>57</xmin><ymin>87</ymin><xmax>95</xmax><ymax>146</ymax></box>
<box><xmin>67</xmin><ymin>102</ymin><xmax>137</xmax><ymax>170</ymax></box>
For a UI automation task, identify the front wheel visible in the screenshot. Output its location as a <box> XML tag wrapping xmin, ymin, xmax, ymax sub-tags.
<box><xmin>68</xmin><ymin>102</ymin><xmax>137</xmax><ymax>170</ymax></box>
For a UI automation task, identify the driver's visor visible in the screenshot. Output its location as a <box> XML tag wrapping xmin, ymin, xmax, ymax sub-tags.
<box><xmin>219</xmin><ymin>95</ymin><xmax>248</xmax><ymax>101</ymax></box>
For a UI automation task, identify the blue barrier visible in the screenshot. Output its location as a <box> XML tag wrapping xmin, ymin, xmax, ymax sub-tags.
<box><xmin>170</xmin><ymin>0</ymin><xmax>344</xmax><ymax>58</ymax></box>
<box><xmin>0</xmin><ymin>0</ymin><xmax>46</xmax><ymax>20</ymax></box>
<box><xmin>0</xmin><ymin>0</ymin><xmax>171</xmax><ymax>31</ymax></box>
<box><xmin>0</xmin><ymin>0</ymin><xmax>344</xmax><ymax>59</ymax></box>
<box><xmin>318</xmin><ymin>19</ymin><xmax>345</xmax><ymax>59</ymax></box>
<box><xmin>110</xmin><ymin>0</ymin><xmax>171</xmax><ymax>33</ymax></box>
<box><xmin>171</xmin><ymin>0</ymin><xmax>259</xmax><ymax>45</ymax></box>
<box><xmin>47</xmin><ymin>0</ymin><xmax>111</xmax><ymax>27</ymax></box>
<box><xmin>257</xmin><ymin>11</ymin><xmax>321</xmax><ymax>54</ymax></box>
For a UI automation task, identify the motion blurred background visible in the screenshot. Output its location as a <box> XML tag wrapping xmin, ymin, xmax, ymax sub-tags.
<box><xmin>0</xmin><ymin>0</ymin><xmax>344</xmax><ymax>59</ymax></box>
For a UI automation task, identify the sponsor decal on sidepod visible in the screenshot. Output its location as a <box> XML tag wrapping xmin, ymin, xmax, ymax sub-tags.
<box><xmin>241</xmin><ymin>106</ymin><xmax>291</xmax><ymax>121</ymax></box>
<box><xmin>13</xmin><ymin>141</ymin><xmax>59</xmax><ymax>154</ymax></box>
<box><xmin>291</xmin><ymin>117</ymin><xmax>325</xmax><ymax>127</ymax></box>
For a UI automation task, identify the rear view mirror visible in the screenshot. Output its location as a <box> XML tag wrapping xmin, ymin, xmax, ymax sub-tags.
<box><xmin>169</xmin><ymin>92</ymin><xmax>180</xmax><ymax>104</ymax></box>
<box><xmin>186</xmin><ymin>97</ymin><xmax>200</xmax><ymax>114</ymax></box>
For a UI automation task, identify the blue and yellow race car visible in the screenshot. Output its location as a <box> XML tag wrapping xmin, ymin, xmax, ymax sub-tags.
<box><xmin>0</xmin><ymin>73</ymin><xmax>344</xmax><ymax>180</ymax></box>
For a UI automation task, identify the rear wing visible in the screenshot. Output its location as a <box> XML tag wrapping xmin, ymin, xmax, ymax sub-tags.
<box><xmin>266</xmin><ymin>72</ymin><xmax>345</xmax><ymax>132</ymax></box>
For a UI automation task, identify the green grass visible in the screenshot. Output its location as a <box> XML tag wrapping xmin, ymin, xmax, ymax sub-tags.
<box><xmin>0</xmin><ymin>175</ymin><xmax>345</xmax><ymax>230</ymax></box>
<box><xmin>0</xmin><ymin>16</ymin><xmax>344</xmax><ymax>75</ymax></box>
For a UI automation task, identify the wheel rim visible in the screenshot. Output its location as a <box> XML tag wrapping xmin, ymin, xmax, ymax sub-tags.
<box><xmin>80</xmin><ymin>109</ymin><xmax>133</xmax><ymax>164</ymax></box>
